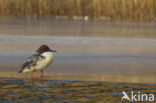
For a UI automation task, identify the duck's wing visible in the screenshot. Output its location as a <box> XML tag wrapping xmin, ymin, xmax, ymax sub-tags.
<box><xmin>18</xmin><ymin>54</ymin><xmax>45</xmax><ymax>73</ymax></box>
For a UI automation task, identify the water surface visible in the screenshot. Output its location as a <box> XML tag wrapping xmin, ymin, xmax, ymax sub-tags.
<box><xmin>0</xmin><ymin>78</ymin><xmax>156</xmax><ymax>103</ymax></box>
<box><xmin>0</xmin><ymin>19</ymin><xmax>156</xmax><ymax>38</ymax></box>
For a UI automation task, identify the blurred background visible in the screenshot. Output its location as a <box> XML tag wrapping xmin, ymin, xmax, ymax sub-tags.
<box><xmin>0</xmin><ymin>0</ymin><xmax>155</xmax><ymax>37</ymax></box>
<box><xmin>0</xmin><ymin>0</ymin><xmax>156</xmax><ymax>38</ymax></box>
<box><xmin>0</xmin><ymin>0</ymin><xmax>156</xmax><ymax>21</ymax></box>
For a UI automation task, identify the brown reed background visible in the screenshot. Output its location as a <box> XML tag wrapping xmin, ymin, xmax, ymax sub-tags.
<box><xmin>0</xmin><ymin>0</ymin><xmax>156</xmax><ymax>21</ymax></box>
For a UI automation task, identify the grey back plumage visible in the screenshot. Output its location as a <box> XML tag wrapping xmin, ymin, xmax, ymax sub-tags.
<box><xmin>18</xmin><ymin>54</ymin><xmax>45</xmax><ymax>73</ymax></box>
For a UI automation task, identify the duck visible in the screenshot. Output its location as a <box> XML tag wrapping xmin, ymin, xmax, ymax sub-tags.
<box><xmin>18</xmin><ymin>45</ymin><xmax>57</xmax><ymax>79</ymax></box>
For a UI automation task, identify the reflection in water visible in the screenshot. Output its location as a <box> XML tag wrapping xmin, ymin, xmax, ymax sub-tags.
<box><xmin>0</xmin><ymin>79</ymin><xmax>156</xmax><ymax>102</ymax></box>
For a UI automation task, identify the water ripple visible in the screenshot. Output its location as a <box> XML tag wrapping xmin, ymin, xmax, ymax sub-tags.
<box><xmin>0</xmin><ymin>78</ymin><xmax>156</xmax><ymax>102</ymax></box>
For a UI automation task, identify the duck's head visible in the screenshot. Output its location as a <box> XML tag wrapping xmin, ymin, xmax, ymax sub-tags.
<box><xmin>37</xmin><ymin>45</ymin><xmax>57</xmax><ymax>54</ymax></box>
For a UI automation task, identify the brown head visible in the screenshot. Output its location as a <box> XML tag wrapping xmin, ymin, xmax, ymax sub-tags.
<box><xmin>37</xmin><ymin>45</ymin><xmax>57</xmax><ymax>54</ymax></box>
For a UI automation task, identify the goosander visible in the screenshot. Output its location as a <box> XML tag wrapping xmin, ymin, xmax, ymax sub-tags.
<box><xmin>18</xmin><ymin>45</ymin><xmax>56</xmax><ymax>79</ymax></box>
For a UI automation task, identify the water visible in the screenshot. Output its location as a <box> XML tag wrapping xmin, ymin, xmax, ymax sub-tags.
<box><xmin>0</xmin><ymin>78</ymin><xmax>156</xmax><ymax>103</ymax></box>
<box><xmin>0</xmin><ymin>35</ymin><xmax>155</xmax><ymax>82</ymax></box>
<box><xmin>0</xmin><ymin>19</ymin><xmax>156</xmax><ymax>102</ymax></box>
<box><xmin>0</xmin><ymin>19</ymin><xmax>156</xmax><ymax>38</ymax></box>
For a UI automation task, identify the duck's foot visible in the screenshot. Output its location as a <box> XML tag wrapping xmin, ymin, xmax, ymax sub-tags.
<box><xmin>40</xmin><ymin>70</ymin><xmax>50</xmax><ymax>79</ymax></box>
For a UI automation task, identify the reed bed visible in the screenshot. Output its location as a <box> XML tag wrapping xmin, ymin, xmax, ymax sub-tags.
<box><xmin>0</xmin><ymin>0</ymin><xmax>156</xmax><ymax>21</ymax></box>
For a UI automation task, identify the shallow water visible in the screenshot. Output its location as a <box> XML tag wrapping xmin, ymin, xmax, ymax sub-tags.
<box><xmin>0</xmin><ymin>78</ymin><xmax>156</xmax><ymax>103</ymax></box>
<box><xmin>0</xmin><ymin>35</ymin><xmax>156</xmax><ymax>82</ymax></box>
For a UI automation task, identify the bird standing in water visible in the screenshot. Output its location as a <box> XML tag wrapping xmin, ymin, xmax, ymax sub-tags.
<box><xmin>18</xmin><ymin>45</ymin><xmax>57</xmax><ymax>79</ymax></box>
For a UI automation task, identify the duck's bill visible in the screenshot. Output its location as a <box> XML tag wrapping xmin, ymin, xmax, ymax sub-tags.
<box><xmin>50</xmin><ymin>49</ymin><xmax>57</xmax><ymax>52</ymax></box>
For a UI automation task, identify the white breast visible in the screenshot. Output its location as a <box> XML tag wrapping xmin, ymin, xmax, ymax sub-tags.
<box><xmin>35</xmin><ymin>52</ymin><xmax>54</xmax><ymax>70</ymax></box>
<box><xmin>42</xmin><ymin>52</ymin><xmax>54</xmax><ymax>62</ymax></box>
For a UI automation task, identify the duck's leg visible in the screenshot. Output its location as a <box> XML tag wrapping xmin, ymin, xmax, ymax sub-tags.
<box><xmin>40</xmin><ymin>70</ymin><xmax>50</xmax><ymax>78</ymax></box>
<box><xmin>31</xmin><ymin>71</ymin><xmax>39</xmax><ymax>79</ymax></box>
<box><xmin>31</xmin><ymin>71</ymin><xmax>34</xmax><ymax>79</ymax></box>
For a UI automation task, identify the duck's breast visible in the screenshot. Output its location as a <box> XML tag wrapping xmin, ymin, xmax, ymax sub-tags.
<box><xmin>35</xmin><ymin>52</ymin><xmax>54</xmax><ymax>70</ymax></box>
